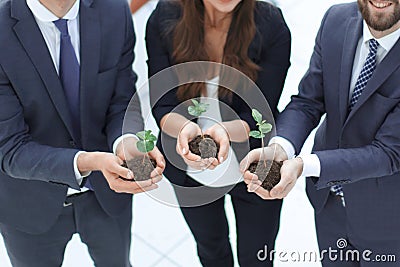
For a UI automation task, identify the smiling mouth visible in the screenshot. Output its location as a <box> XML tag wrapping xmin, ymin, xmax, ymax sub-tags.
<box><xmin>369</xmin><ymin>0</ymin><xmax>393</xmax><ymax>9</ymax></box>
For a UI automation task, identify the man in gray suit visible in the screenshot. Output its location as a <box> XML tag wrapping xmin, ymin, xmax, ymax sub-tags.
<box><xmin>0</xmin><ymin>0</ymin><xmax>164</xmax><ymax>266</ymax></box>
<box><xmin>241</xmin><ymin>0</ymin><xmax>400</xmax><ymax>266</ymax></box>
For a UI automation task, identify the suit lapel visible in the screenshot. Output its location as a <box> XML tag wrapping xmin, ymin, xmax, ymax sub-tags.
<box><xmin>346</xmin><ymin>38</ymin><xmax>400</xmax><ymax>123</ymax></box>
<box><xmin>338</xmin><ymin>15</ymin><xmax>363</xmax><ymax>125</ymax></box>
<box><xmin>11</xmin><ymin>0</ymin><xmax>78</xmax><ymax>142</ymax></box>
<box><xmin>79</xmin><ymin>0</ymin><xmax>100</xmax><ymax>144</ymax></box>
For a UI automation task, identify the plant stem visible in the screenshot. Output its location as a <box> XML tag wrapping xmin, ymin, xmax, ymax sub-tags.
<box><xmin>261</xmin><ymin>138</ymin><xmax>267</xmax><ymax>168</ymax></box>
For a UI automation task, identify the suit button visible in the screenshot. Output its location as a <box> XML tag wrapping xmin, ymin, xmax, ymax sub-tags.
<box><xmin>69</xmin><ymin>140</ymin><xmax>76</xmax><ymax>147</ymax></box>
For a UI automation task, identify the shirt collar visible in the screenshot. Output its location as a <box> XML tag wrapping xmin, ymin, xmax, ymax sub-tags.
<box><xmin>26</xmin><ymin>0</ymin><xmax>80</xmax><ymax>22</ymax></box>
<box><xmin>362</xmin><ymin>20</ymin><xmax>400</xmax><ymax>52</ymax></box>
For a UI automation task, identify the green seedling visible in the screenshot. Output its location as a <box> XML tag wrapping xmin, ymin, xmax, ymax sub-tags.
<box><xmin>136</xmin><ymin>130</ymin><xmax>157</xmax><ymax>161</ymax></box>
<box><xmin>188</xmin><ymin>99</ymin><xmax>209</xmax><ymax>117</ymax></box>
<box><xmin>187</xmin><ymin>99</ymin><xmax>219</xmax><ymax>158</ymax></box>
<box><xmin>249</xmin><ymin>109</ymin><xmax>272</xmax><ymax>166</ymax></box>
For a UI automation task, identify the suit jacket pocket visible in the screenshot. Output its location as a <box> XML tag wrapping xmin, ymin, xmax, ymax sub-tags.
<box><xmin>91</xmin><ymin>67</ymin><xmax>119</xmax><ymax>117</ymax></box>
<box><xmin>364</xmin><ymin>92</ymin><xmax>399</xmax><ymax>120</ymax></box>
<box><xmin>373</xmin><ymin>91</ymin><xmax>400</xmax><ymax>105</ymax></box>
<box><xmin>342</xmin><ymin>92</ymin><xmax>400</xmax><ymax>146</ymax></box>
<box><xmin>97</xmin><ymin>66</ymin><xmax>118</xmax><ymax>90</ymax></box>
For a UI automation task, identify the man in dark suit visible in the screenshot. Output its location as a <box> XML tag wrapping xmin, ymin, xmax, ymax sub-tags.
<box><xmin>0</xmin><ymin>0</ymin><xmax>164</xmax><ymax>266</ymax></box>
<box><xmin>241</xmin><ymin>0</ymin><xmax>400</xmax><ymax>266</ymax></box>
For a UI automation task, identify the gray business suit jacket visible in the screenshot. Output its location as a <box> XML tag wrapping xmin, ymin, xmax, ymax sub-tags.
<box><xmin>0</xmin><ymin>0</ymin><xmax>143</xmax><ymax>234</ymax></box>
<box><xmin>277</xmin><ymin>2</ymin><xmax>400</xmax><ymax>240</ymax></box>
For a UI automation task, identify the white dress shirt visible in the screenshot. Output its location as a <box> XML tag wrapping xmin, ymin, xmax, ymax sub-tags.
<box><xmin>271</xmin><ymin>21</ymin><xmax>400</xmax><ymax>177</ymax></box>
<box><xmin>27</xmin><ymin>0</ymin><xmax>81</xmax><ymax>70</ymax></box>
<box><xmin>187</xmin><ymin>77</ymin><xmax>243</xmax><ymax>187</ymax></box>
<box><xmin>27</xmin><ymin>0</ymin><xmax>134</xmax><ymax>194</ymax></box>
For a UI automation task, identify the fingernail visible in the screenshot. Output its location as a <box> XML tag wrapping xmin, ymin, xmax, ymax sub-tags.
<box><xmin>182</xmin><ymin>148</ymin><xmax>186</xmax><ymax>154</ymax></box>
<box><xmin>219</xmin><ymin>157</ymin><xmax>224</xmax><ymax>163</ymax></box>
<box><xmin>127</xmin><ymin>171</ymin><xmax>133</xmax><ymax>179</ymax></box>
<box><xmin>248</xmin><ymin>184</ymin><xmax>255</xmax><ymax>192</ymax></box>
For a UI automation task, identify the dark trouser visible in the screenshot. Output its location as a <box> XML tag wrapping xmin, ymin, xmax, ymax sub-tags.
<box><xmin>0</xmin><ymin>191</ymin><xmax>132</xmax><ymax>267</ymax></box>
<box><xmin>315</xmin><ymin>193</ymin><xmax>400</xmax><ymax>267</ymax></box>
<box><xmin>174</xmin><ymin>176</ymin><xmax>283</xmax><ymax>267</ymax></box>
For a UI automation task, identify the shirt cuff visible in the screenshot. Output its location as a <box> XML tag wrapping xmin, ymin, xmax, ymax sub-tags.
<box><xmin>269</xmin><ymin>136</ymin><xmax>296</xmax><ymax>159</ymax></box>
<box><xmin>112</xmin><ymin>134</ymin><xmax>139</xmax><ymax>154</ymax></box>
<box><xmin>298</xmin><ymin>153</ymin><xmax>321</xmax><ymax>177</ymax></box>
<box><xmin>73</xmin><ymin>151</ymin><xmax>91</xmax><ymax>185</ymax></box>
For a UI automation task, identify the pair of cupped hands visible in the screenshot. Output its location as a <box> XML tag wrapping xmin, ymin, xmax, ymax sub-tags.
<box><xmin>177</xmin><ymin>121</ymin><xmax>304</xmax><ymax>200</ymax></box>
<box><xmin>77</xmin><ymin>136</ymin><xmax>165</xmax><ymax>195</ymax></box>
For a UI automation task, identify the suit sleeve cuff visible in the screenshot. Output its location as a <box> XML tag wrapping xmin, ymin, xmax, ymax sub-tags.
<box><xmin>112</xmin><ymin>134</ymin><xmax>139</xmax><ymax>154</ymax></box>
<box><xmin>269</xmin><ymin>136</ymin><xmax>296</xmax><ymax>159</ymax></box>
<box><xmin>298</xmin><ymin>153</ymin><xmax>321</xmax><ymax>177</ymax></box>
<box><xmin>73</xmin><ymin>151</ymin><xmax>91</xmax><ymax>185</ymax></box>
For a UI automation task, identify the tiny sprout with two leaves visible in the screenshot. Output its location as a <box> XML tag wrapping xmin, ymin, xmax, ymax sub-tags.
<box><xmin>249</xmin><ymin>109</ymin><xmax>273</xmax><ymax>168</ymax></box>
<box><xmin>249</xmin><ymin>109</ymin><xmax>272</xmax><ymax>140</ymax></box>
<box><xmin>188</xmin><ymin>99</ymin><xmax>209</xmax><ymax>117</ymax></box>
<box><xmin>136</xmin><ymin>130</ymin><xmax>157</xmax><ymax>154</ymax></box>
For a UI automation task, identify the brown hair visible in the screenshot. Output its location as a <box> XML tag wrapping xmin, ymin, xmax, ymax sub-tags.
<box><xmin>172</xmin><ymin>0</ymin><xmax>259</xmax><ymax>101</ymax></box>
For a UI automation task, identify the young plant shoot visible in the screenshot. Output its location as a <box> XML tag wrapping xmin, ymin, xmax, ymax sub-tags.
<box><xmin>248</xmin><ymin>109</ymin><xmax>282</xmax><ymax>190</ymax></box>
<box><xmin>121</xmin><ymin>130</ymin><xmax>157</xmax><ymax>181</ymax></box>
<box><xmin>187</xmin><ymin>99</ymin><xmax>219</xmax><ymax>159</ymax></box>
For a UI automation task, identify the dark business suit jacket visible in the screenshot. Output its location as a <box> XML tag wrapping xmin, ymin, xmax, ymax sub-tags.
<box><xmin>146</xmin><ymin>0</ymin><xmax>291</xmax><ymax>185</ymax></box>
<box><xmin>0</xmin><ymin>0</ymin><xmax>143</xmax><ymax>234</ymax></box>
<box><xmin>277</xmin><ymin>3</ymin><xmax>400</xmax><ymax>240</ymax></box>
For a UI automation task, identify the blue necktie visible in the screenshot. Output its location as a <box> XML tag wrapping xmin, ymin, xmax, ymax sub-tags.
<box><xmin>331</xmin><ymin>39</ymin><xmax>380</xmax><ymax>206</ymax></box>
<box><xmin>54</xmin><ymin>19</ymin><xmax>93</xmax><ymax>190</ymax></box>
<box><xmin>53</xmin><ymin>19</ymin><xmax>81</xmax><ymax>141</ymax></box>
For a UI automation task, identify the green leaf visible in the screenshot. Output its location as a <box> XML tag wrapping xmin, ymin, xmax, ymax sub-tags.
<box><xmin>145</xmin><ymin>141</ymin><xmax>155</xmax><ymax>152</ymax></box>
<box><xmin>191</xmin><ymin>99</ymin><xmax>199</xmax><ymax>106</ymax></box>
<box><xmin>188</xmin><ymin>106</ymin><xmax>198</xmax><ymax>116</ymax></box>
<box><xmin>249</xmin><ymin>130</ymin><xmax>263</xmax><ymax>139</ymax></box>
<box><xmin>136</xmin><ymin>131</ymin><xmax>146</xmax><ymax>140</ymax></box>
<box><xmin>148</xmin><ymin>135</ymin><xmax>157</xmax><ymax>142</ymax></box>
<box><xmin>136</xmin><ymin>140</ymin><xmax>147</xmax><ymax>153</ymax></box>
<box><xmin>259</xmin><ymin>123</ymin><xmax>272</xmax><ymax>134</ymax></box>
<box><xmin>144</xmin><ymin>130</ymin><xmax>152</xmax><ymax>139</ymax></box>
<box><xmin>252</xmin><ymin>109</ymin><xmax>262</xmax><ymax>124</ymax></box>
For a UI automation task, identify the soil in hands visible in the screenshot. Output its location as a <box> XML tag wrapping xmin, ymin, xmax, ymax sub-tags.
<box><xmin>189</xmin><ymin>134</ymin><xmax>220</xmax><ymax>159</ymax></box>
<box><xmin>248</xmin><ymin>160</ymin><xmax>282</xmax><ymax>191</ymax></box>
<box><xmin>121</xmin><ymin>156</ymin><xmax>156</xmax><ymax>181</ymax></box>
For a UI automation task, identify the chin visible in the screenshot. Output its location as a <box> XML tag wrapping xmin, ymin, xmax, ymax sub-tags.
<box><xmin>210</xmin><ymin>0</ymin><xmax>242</xmax><ymax>13</ymax></box>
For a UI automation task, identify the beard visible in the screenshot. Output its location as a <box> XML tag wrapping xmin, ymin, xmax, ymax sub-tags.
<box><xmin>358</xmin><ymin>0</ymin><xmax>400</xmax><ymax>31</ymax></box>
